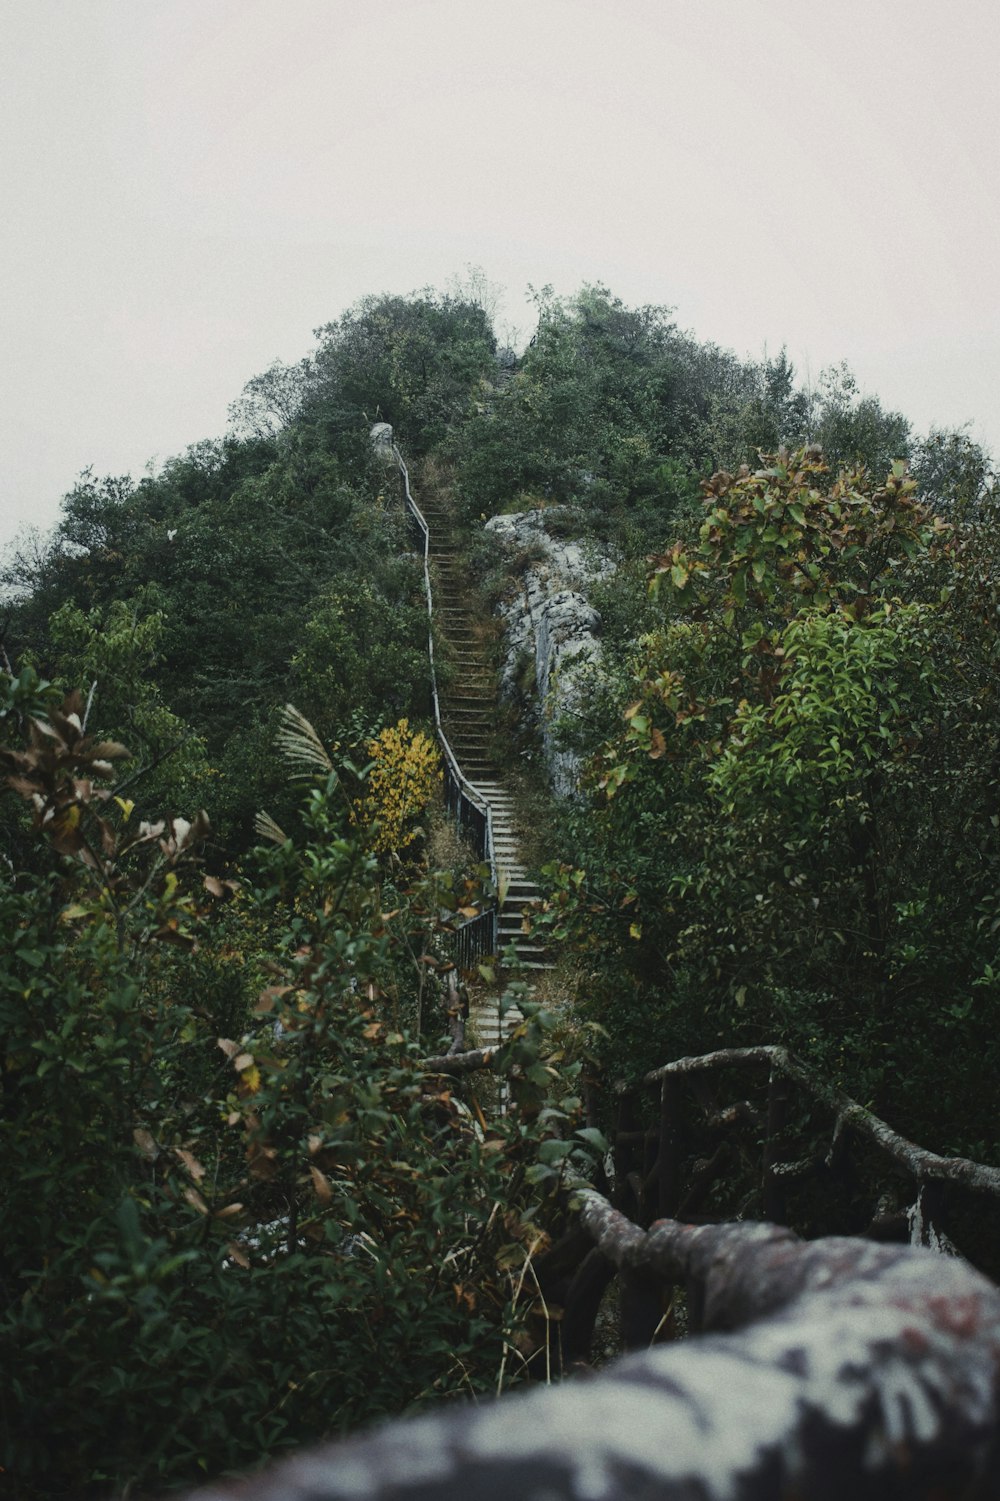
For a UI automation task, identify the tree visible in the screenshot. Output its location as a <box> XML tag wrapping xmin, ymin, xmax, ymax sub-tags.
<box><xmin>314</xmin><ymin>292</ymin><xmax>497</xmax><ymax>453</ymax></box>
<box><xmin>541</xmin><ymin>449</ymin><xmax>1000</xmax><ymax>1151</ymax></box>
<box><xmin>290</xmin><ymin>577</ymin><xmax>428</xmax><ymax>748</ymax></box>
<box><xmin>808</xmin><ymin>362</ymin><xmax>911</xmax><ymax>478</ymax></box>
<box><xmin>450</xmin><ymin>288</ymin><xmax>820</xmax><ymax>542</ymax></box>
<box><xmin>228</xmin><ymin>357</ymin><xmax>317</xmax><ymax>440</ymax></box>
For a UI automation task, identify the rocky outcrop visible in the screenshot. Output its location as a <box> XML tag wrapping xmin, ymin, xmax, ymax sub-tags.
<box><xmin>369</xmin><ymin>422</ymin><xmax>395</xmax><ymax>461</ymax></box>
<box><xmin>485</xmin><ymin>508</ymin><xmax>615</xmax><ymax>796</ymax></box>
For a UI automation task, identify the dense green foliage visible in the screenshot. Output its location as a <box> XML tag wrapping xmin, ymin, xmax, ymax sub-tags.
<box><xmin>2</xmin><ymin>277</ymin><xmax>997</xmax><ymax>1495</ymax></box>
<box><xmin>2</xmin><ymin>288</ymin><xmax>497</xmax><ymax>852</ymax></box>
<box><xmin>0</xmin><ymin>686</ymin><xmax>592</xmax><ymax>1497</ymax></box>
<box><xmin>538</xmin><ymin>449</ymin><xmax>1000</xmax><ymax>1155</ymax></box>
<box><xmin>447</xmin><ymin>286</ymin><xmax>915</xmax><ymax>545</ymax></box>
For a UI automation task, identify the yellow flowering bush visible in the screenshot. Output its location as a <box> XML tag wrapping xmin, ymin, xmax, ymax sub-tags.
<box><xmin>355</xmin><ymin>718</ymin><xmax>442</xmax><ymax>854</ymax></box>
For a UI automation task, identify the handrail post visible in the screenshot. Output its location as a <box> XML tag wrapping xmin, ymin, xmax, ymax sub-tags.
<box><xmin>763</xmin><ymin>1065</ymin><xmax>790</xmax><ymax>1223</ymax></box>
<box><xmin>657</xmin><ymin>1076</ymin><xmax>681</xmax><ymax>1220</ymax></box>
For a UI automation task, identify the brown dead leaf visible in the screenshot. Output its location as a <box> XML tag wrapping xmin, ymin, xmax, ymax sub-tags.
<box><xmin>309</xmin><ymin>1165</ymin><xmax>333</xmax><ymax>1205</ymax></box>
<box><xmin>255</xmin><ymin>985</ymin><xmax>290</xmax><ymax>1014</ymax></box>
<box><xmin>247</xmin><ymin>1141</ymin><xmax>278</xmax><ymax>1180</ymax></box>
<box><xmin>133</xmin><ymin>1127</ymin><xmax>158</xmax><ymax>1159</ymax></box>
<box><xmin>174</xmin><ymin>1147</ymin><xmax>205</xmax><ymax>1181</ymax></box>
<box><xmin>89</xmin><ymin>740</ymin><xmax>131</xmax><ymax>760</ymax></box>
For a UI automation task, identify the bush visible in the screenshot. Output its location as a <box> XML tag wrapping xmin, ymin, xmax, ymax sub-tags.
<box><xmin>0</xmin><ymin>694</ymin><xmax>592</xmax><ymax>1497</ymax></box>
<box><xmin>537</xmin><ymin>450</ymin><xmax>1000</xmax><ymax>1155</ymax></box>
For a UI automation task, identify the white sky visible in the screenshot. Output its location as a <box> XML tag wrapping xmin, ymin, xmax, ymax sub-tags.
<box><xmin>2</xmin><ymin>0</ymin><xmax>998</xmax><ymax>553</ymax></box>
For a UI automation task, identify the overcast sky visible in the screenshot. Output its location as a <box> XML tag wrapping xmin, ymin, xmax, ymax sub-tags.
<box><xmin>2</xmin><ymin>0</ymin><xmax>998</xmax><ymax>553</ymax></box>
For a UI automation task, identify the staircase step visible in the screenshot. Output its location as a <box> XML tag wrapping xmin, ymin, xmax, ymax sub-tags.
<box><xmin>413</xmin><ymin>477</ymin><xmax>560</xmax><ymax>1027</ymax></box>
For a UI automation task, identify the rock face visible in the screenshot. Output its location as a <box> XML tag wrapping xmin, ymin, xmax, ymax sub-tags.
<box><xmin>369</xmin><ymin>422</ymin><xmax>396</xmax><ymax>461</ymax></box>
<box><xmin>485</xmin><ymin>508</ymin><xmax>615</xmax><ymax>796</ymax></box>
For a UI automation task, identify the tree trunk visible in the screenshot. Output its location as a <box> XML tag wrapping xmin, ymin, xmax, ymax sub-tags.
<box><xmin>185</xmin><ymin>1212</ymin><xmax>1000</xmax><ymax>1501</ymax></box>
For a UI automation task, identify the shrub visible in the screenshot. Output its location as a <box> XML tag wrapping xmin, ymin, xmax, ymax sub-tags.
<box><xmin>0</xmin><ymin>694</ymin><xmax>590</xmax><ymax>1497</ymax></box>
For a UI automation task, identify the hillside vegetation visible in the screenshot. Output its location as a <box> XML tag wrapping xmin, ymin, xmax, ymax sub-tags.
<box><xmin>1</xmin><ymin>281</ymin><xmax>998</xmax><ymax>1497</ymax></box>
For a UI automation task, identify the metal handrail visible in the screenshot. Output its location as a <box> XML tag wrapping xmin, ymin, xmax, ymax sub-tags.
<box><xmin>392</xmin><ymin>445</ymin><xmax>499</xmax><ymax>962</ymax></box>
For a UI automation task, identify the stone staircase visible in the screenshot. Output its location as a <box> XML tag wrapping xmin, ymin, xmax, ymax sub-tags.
<box><xmin>416</xmin><ymin>487</ymin><xmax>551</xmax><ymax>1051</ymax></box>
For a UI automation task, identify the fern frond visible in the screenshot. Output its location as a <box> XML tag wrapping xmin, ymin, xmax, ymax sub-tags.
<box><xmin>254</xmin><ymin>809</ymin><xmax>289</xmax><ymax>845</ymax></box>
<box><xmin>275</xmin><ymin>703</ymin><xmax>334</xmax><ymax>777</ymax></box>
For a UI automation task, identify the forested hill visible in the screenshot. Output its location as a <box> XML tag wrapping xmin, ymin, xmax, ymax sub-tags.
<box><xmin>1</xmin><ymin>284</ymin><xmax>990</xmax><ymax>852</ymax></box>
<box><xmin>2</xmin><ymin>283</ymin><xmax>1000</xmax><ymax>1499</ymax></box>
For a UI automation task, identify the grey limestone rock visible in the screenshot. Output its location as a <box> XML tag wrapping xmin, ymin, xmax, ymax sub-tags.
<box><xmin>485</xmin><ymin>508</ymin><xmax>615</xmax><ymax>796</ymax></box>
<box><xmin>369</xmin><ymin>422</ymin><xmax>396</xmax><ymax>461</ymax></box>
